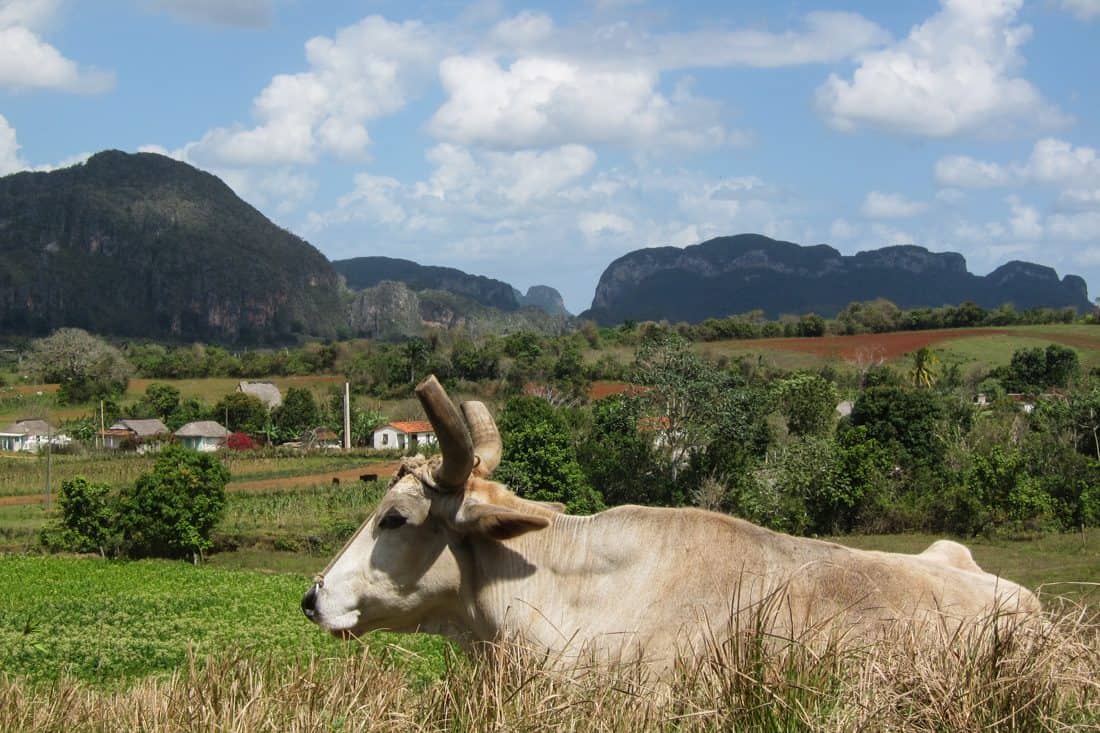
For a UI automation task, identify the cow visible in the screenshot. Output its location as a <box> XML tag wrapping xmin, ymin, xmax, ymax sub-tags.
<box><xmin>301</xmin><ymin>375</ymin><xmax>1040</xmax><ymax>669</ymax></box>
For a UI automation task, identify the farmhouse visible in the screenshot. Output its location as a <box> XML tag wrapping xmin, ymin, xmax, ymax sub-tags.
<box><xmin>237</xmin><ymin>381</ymin><xmax>282</xmax><ymax>409</ymax></box>
<box><xmin>175</xmin><ymin>421</ymin><xmax>229</xmax><ymax>452</ymax></box>
<box><xmin>371</xmin><ymin>420</ymin><xmax>436</xmax><ymax>451</ymax></box>
<box><xmin>101</xmin><ymin>418</ymin><xmax>170</xmax><ymax>452</ymax></box>
<box><xmin>0</xmin><ymin>419</ymin><xmax>70</xmax><ymax>453</ymax></box>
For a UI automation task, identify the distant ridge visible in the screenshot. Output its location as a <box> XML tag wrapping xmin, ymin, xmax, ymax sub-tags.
<box><xmin>583</xmin><ymin>234</ymin><xmax>1091</xmax><ymax>325</ymax></box>
<box><xmin>333</xmin><ymin>256</ymin><xmax>570</xmax><ymax>317</ymax></box>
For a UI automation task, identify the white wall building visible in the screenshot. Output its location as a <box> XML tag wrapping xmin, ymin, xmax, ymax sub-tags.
<box><xmin>371</xmin><ymin>421</ymin><xmax>437</xmax><ymax>451</ymax></box>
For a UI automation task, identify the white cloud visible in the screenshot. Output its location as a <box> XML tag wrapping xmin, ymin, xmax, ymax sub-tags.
<box><xmin>870</xmin><ymin>223</ymin><xmax>914</xmax><ymax>246</ymax></box>
<box><xmin>490</xmin><ymin>10</ymin><xmax>554</xmax><ymax>47</ymax></box>
<box><xmin>1048</xmin><ymin>212</ymin><xmax>1100</xmax><ymax>240</ymax></box>
<box><xmin>860</xmin><ymin>191</ymin><xmax>927</xmax><ymax>218</ymax></box>
<box><xmin>1007</xmin><ymin>196</ymin><xmax>1042</xmax><ymax>239</ymax></box>
<box><xmin>179</xmin><ymin>15</ymin><xmax>440</xmax><ymax>167</ymax></box>
<box><xmin>655</xmin><ymin>12</ymin><xmax>890</xmax><ymax>69</ymax></box>
<box><xmin>829</xmin><ymin>218</ymin><xmax>858</xmax><ymax>240</ymax></box>
<box><xmin>0</xmin><ymin>1</ymin><xmax>114</xmax><ymax>93</ymax></box>
<box><xmin>816</xmin><ymin>0</ymin><xmax>1068</xmax><ymax>137</ymax></box>
<box><xmin>1061</xmin><ymin>189</ymin><xmax>1100</xmax><ymax>208</ymax></box>
<box><xmin>935</xmin><ymin>138</ymin><xmax>1100</xmax><ymax>189</ymax></box>
<box><xmin>151</xmin><ymin>0</ymin><xmax>274</xmax><ymax>27</ymax></box>
<box><xmin>579</xmin><ymin>211</ymin><xmax>633</xmax><ymax>240</ymax></box>
<box><xmin>934</xmin><ymin>156</ymin><xmax>1013</xmax><ymax>188</ymax></box>
<box><xmin>1059</xmin><ymin>1</ymin><xmax>1100</xmax><ymax>21</ymax></box>
<box><xmin>0</xmin><ymin>113</ymin><xmax>25</xmax><ymax>174</ymax></box>
<box><xmin>428</xmin><ymin>55</ymin><xmax>728</xmax><ymax>150</ymax></box>
<box><xmin>1026</xmin><ymin>138</ymin><xmax>1100</xmax><ymax>186</ymax></box>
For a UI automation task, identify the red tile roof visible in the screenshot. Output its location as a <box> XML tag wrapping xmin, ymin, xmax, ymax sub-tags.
<box><xmin>387</xmin><ymin>420</ymin><xmax>434</xmax><ymax>435</ymax></box>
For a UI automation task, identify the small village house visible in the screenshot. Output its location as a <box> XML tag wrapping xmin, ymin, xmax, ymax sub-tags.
<box><xmin>237</xmin><ymin>381</ymin><xmax>282</xmax><ymax>410</ymax></box>
<box><xmin>0</xmin><ymin>419</ymin><xmax>70</xmax><ymax>453</ymax></box>
<box><xmin>101</xmin><ymin>418</ymin><xmax>170</xmax><ymax>453</ymax></box>
<box><xmin>371</xmin><ymin>421</ymin><xmax>437</xmax><ymax>451</ymax></box>
<box><xmin>175</xmin><ymin>421</ymin><xmax>229</xmax><ymax>452</ymax></box>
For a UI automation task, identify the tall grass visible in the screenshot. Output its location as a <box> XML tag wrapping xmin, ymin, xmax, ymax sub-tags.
<box><xmin>2</xmin><ymin>605</ymin><xmax>1096</xmax><ymax>732</ymax></box>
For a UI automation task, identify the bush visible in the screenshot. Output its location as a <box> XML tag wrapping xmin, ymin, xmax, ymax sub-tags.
<box><xmin>41</xmin><ymin>476</ymin><xmax>114</xmax><ymax>556</ymax></box>
<box><xmin>116</xmin><ymin>445</ymin><xmax>230</xmax><ymax>561</ymax></box>
<box><xmin>496</xmin><ymin>396</ymin><xmax>605</xmax><ymax>514</ymax></box>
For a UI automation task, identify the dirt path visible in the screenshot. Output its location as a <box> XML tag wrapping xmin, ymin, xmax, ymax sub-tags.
<box><xmin>0</xmin><ymin>461</ymin><xmax>402</xmax><ymax>507</ymax></box>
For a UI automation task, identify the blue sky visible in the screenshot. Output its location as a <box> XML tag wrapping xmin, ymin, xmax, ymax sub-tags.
<box><xmin>1</xmin><ymin>0</ymin><xmax>1098</xmax><ymax>313</ymax></box>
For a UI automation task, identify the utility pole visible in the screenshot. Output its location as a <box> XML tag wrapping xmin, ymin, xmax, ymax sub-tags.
<box><xmin>44</xmin><ymin>422</ymin><xmax>52</xmax><ymax>509</ymax></box>
<box><xmin>343</xmin><ymin>382</ymin><xmax>351</xmax><ymax>452</ymax></box>
<box><xmin>99</xmin><ymin>399</ymin><xmax>105</xmax><ymax>450</ymax></box>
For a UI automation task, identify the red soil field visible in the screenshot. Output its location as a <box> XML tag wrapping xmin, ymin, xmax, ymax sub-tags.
<box><xmin>741</xmin><ymin>328</ymin><xmax>1010</xmax><ymax>361</ymax></box>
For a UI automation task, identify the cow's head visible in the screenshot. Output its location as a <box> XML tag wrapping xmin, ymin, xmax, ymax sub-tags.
<box><xmin>301</xmin><ymin>375</ymin><xmax>556</xmax><ymax>637</ymax></box>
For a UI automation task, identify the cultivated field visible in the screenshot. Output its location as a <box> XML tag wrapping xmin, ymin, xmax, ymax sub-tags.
<box><xmin>694</xmin><ymin>324</ymin><xmax>1100</xmax><ymax>372</ymax></box>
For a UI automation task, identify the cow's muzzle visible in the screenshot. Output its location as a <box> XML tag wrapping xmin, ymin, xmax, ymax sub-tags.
<box><xmin>301</xmin><ymin>582</ymin><xmax>320</xmax><ymax>621</ymax></box>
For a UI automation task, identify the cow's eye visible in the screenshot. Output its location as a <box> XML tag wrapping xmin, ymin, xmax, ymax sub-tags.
<box><xmin>379</xmin><ymin>513</ymin><xmax>407</xmax><ymax>530</ymax></box>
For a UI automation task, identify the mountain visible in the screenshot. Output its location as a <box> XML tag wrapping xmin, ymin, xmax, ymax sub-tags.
<box><xmin>516</xmin><ymin>285</ymin><xmax>570</xmax><ymax>317</ymax></box>
<box><xmin>0</xmin><ymin>150</ymin><xmax>343</xmax><ymax>343</ymax></box>
<box><xmin>333</xmin><ymin>256</ymin><xmax>570</xmax><ymax>317</ymax></box>
<box><xmin>583</xmin><ymin>234</ymin><xmax>1092</xmax><ymax>325</ymax></box>
<box><xmin>347</xmin><ymin>280</ymin><xmax>570</xmax><ymax>339</ymax></box>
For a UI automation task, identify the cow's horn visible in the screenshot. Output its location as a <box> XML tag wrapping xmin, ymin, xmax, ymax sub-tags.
<box><xmin>415</xmin><ymin>375</ymin><xmax>474</xmax><ymax>489</ymax></box>
<box><xmin>462</xmin><ymin>401</ymin><xmax>501</xmax><ymax>476</ymax></box>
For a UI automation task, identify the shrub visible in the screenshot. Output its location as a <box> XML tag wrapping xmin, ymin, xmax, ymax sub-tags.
<box><xmin>116</xmin><ymin>445</ymin><xmax>230</xmax><ymax>561</ymax></box>
<box><xmin>41</xmin><ymin>476</ymin><xmax>114</xmax><ymax>556</ymax></box>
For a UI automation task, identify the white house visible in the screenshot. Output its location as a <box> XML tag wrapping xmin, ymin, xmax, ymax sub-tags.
<box><xmin>101</xmin><ymin>418</ymin><xmax>170</xmax><ymax>453</ymax></box>
<box><xmin>0</xmin><ymin>419</ymin><xmax>70</xmax><ymax>453</ymax></box>
<box><xmin>175</xmin><ymin>421</ymin><xmax>229</xmax><ymax>452</ymax></box>
<box><xmin>371</xmin><ymin>420</ymin><xmax>437</xmax><ymax>451</ymax></box>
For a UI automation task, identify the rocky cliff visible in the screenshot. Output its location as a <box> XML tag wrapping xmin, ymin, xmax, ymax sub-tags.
<box><xmin>0</xmin><ymin>151</ymin><xmax>343</xmax><ymax>343</ymax></box>
<box><xmin>584</xmin><ymin>234</ymin><xmax>1091</xmax><ymax>324</ymax></box>
<box><xmin>348</xmin><ymin>281</ymin><xmax>570</xmax><ymax>339</ymax></box>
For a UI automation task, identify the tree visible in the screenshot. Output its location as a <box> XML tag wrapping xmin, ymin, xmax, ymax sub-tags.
<box><xmin>211</xmin><ymin>392</ymin><xmax>269</xmax><ymax>435</ymax></box>
<box><xmin>633</xmin><ymin>333</ymin><xmax>729</xmax><ymax>477</ymax></box>
<box><xmin>273</xmin><ymin>387</ymin><xmax>321</xmax><ymax>437</ymax></box>
<box><xmin>576</xmin><ymin>395</ymin><xmax>667</xmax><ymax>506</ymax></box>
<box><xmin>775</xmin><ymin>373</ymin><xmax>838</xmax><ymax>436</ymax></box>
<box><xmin>116</xmin><ymin>445</ymin><xmax>229</xmax><ymax>561</ymax></box>
<box><xmin>908</xmin><ymin>347</ymin><xmax>939</xmax><ymax>389</ymax></box>
<box><xmin>27</xmin><ymin>328</ymin><xmax>133</xmax><ymax>404</ymax></box>
<box><xmin>848</xmin><ymin>385</ymin><xmax>946</xmax><ymax>469</ymax></box>
<box><xmin>135</xmin><ymin>382</ymin><xmax>181</xmax><ymax>421</ymax></box>
<box><xmin>496</xmin><ymin>396</ymin><xmax>604</xmax><ymax>514</ymax></box>
<box><xmin>44</xmin><ymin>476</ymin><xmax>114</xmax><ymax>557</ymax></box>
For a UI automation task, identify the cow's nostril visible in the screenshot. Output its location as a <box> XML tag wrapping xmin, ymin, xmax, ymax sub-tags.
<box><xmin>301</xmin><ymin>584</ymin><xmax>319</xmax><ymax>619</ymax></box>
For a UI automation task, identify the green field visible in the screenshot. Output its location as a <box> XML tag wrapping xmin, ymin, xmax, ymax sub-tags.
<box><xmin>0</xmin><ymin>449</ymin><xmax>390</xmax><ymax>499</ymax></box>
<box><xmin>0</xmin><ymin>555</ymin><xmax>450</xmax><ymax>687</ymax></box>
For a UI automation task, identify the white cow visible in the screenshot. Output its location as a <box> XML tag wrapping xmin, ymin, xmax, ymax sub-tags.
<box><xmin>302</xmin><ymin>376</ymin><xmax>1039</xmax><ymax>668</ymax></box>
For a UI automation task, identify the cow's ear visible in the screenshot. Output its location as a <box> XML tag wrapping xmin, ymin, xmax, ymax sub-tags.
<box><xmin>457</xmin><ymin>503</ymin><xmax>550</xmax><ymax>541</ymax></box>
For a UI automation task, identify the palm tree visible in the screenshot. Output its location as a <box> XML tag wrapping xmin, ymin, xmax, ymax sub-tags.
<box><xmin>909</xmin><ymin>346</ymin><xmax>939</xmax><ymax>388</ymax></box>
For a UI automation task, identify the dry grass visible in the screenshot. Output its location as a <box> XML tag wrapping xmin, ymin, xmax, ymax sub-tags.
<box><xmin>3</xmin><ymin>605</ymin><xmax>1096</xmax><ymax>732</ymax></box>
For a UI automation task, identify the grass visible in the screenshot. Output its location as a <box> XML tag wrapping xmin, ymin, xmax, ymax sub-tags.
<box><xmin>0</xmin><ymin>555</ymin><xmax>450</xmax><ymax>687</ymax></box>
<box><xmin>838</xmin><ymin>529</ymin><xmax>1100</xmax><ymax>606</ymax></box>
<box><xmin>0</xmin><ymin>587</ymin><xmax>1095</xmax><ymax>731</ymax></box>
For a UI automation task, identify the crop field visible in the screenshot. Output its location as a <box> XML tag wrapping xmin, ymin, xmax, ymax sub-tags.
<box><xmin>0</xmin><ymin>450</ymin><xmax>395</xmax><ymax>501</ymax></box>
<box><xmin>688</xmin><ymin>324</ymin><xmax>1100</xmax><ymax>373</ymax></box>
